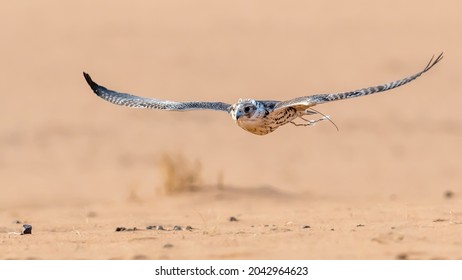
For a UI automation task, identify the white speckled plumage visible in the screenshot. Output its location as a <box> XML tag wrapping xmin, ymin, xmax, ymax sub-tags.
<box><xmin>84</xmin><ymin>53</ymin><xmax>443</xmax><ymax>135</ymax></box>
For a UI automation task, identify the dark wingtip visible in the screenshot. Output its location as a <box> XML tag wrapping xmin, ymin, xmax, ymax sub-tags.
<box><xmin>83</xmin><ymin>72</ymin><xmax>100</xmax><ymax>93</ymax></box>
<box><xmin>83</xmin><ymin>72</ymin><xmax>110</xmax><ymax>98</ymax></box>
<box><xmin>435</xmin><ymin>52</ymin><xmax>444</xmax><ymax>64</ymax></box>
<box><xmin>424</xmin><ymin>52</ymin><xmax>444</xmax><ymax>72</ymax></box>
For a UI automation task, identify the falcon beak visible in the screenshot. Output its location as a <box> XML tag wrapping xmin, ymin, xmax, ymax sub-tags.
<box><xmin>235</xmin><ymin>111</ymin><xmax>242</xmax><ymax>120</ymax></box>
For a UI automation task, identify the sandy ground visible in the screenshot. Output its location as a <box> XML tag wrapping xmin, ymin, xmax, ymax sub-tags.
<box><xmin>1</xmin><ymin>0</ymin><xmax>462</xmax><ymax>259</ymax></box>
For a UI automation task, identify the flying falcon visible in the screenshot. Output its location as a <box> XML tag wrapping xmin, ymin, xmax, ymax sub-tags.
<box><xmin>84</xmin><ymin>53</ymin><xmax>443</xmax><ymax>135</ymax></box>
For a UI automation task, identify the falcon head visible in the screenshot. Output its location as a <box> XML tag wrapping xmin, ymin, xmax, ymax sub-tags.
<box><xmin>229</xmin><ymin>99</ymin><xmax>267</xmax><ymax>121</ymax></box>
<box><xmin>228</xmin><ymin>99</ymin><xmax>273</xmax><ymax>135</ymax></box>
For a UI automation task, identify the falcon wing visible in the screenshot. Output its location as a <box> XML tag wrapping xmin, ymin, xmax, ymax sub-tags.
<box><xmin>273</xmin><ymin>53</ymin><xmax>443</xmax><ymax>111</ymax></box>
<box><xmin>83</xmin><ymin>73</ymin><xmax>231</xmax><ymax>112</ymax></box>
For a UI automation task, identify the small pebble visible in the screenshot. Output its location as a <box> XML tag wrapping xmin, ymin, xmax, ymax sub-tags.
<box><xmin>396</xmin><ymin>253</ymin><xmax>408</xmax><ymax>260</ymax></box>
<box><xmin>163</xmin><ymin>243</ymin><xmax>174</xmax><ymax>248</ymax></box>
<box><xmin>356</xmin><ymin>224</ymin><xmax>365</xmax><ymax>227</ymax></box>
<box><xmin>146</xmin><ymin>225</ymin><xmax>156</xmax><ymax>230</ymax></box>
<box><xmin>126</xmin><ymin>227</ymin><xmax>138</xmax><ymax>231</ymax></box>
<box><xmin>229</xmin><ymin>216</ymin><xmax>238</xmax><ymax>222</ymax></box>
<box><xmin>21</xmin><ymin>224</ymin><xmax>32</xmax><ymax>235</ymax></box>
<box><xmin>444</xmin><ymin>190</ymin><xmax>454</xmax><ymax>199</ymax></box>
<box><xmin>86</xmin><ymin>211</ymin><xmax>97</xmax><ymax>218</ymax></box>
<box><xmin>173</xmin><ymin>225</ymin><xmax>182</xmax><ymax>231</ymax></box>
<box><xmin>115</xmin><ymin>227</ymin><xmax>127</xmax><ymax>232</ymax></box>
<box><xmin>132</xmin><ymin>254</ymin><xmax>148</xmax><ymax>260</ymax></box>
<box><xmin>301</xmin><ymin>225</ymin><xmax>311</xmax><ymax>229</ymax></box>
<box><xmin>156</xmin><ymin>225</ymin><xmax>165</xmax><ymax>231</ymax></box>
<box><xmin>330</xmin><ymin>228</ymin><xmax>335</xmax><ymax>231</ymax></box>
<box><xmin>185</xmin><ymin>226</ymin><xmax>193</xmax><ymax>231</ymax></box>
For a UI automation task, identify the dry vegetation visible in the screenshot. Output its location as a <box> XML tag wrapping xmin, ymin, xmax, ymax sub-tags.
<box><xmin>159</xmin><ymin>153</ymin><xmax>203</xmax><ymax>194</ymax></box>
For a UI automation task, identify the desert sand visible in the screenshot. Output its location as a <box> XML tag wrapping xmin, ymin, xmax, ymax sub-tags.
<box><xmin>1</xmin><ymin>0</ymin><xmax>461</xmax><ymax>259</ymax></box>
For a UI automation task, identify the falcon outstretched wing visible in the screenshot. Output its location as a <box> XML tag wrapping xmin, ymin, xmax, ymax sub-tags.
<box><xmin>273</xmin><ymin>53</ymin><xmax>443</xmax><ymax>111</ymax></box>
<box><xmin>83</xmin><ymin>72</ymin><xmax>231</xmax><ymax>112</ymax></box>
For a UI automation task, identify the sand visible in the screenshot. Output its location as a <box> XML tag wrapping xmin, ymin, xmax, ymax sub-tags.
<box><xmin>1</xmin><ymin>0</ymin><xmax>461</xmax><ymax>259</ymax></box>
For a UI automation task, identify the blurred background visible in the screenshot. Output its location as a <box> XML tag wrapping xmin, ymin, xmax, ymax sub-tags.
<box><xmin>0</xmin><ymin>0</ymin><xmax>460</xmax><ymax>208</ymax></box>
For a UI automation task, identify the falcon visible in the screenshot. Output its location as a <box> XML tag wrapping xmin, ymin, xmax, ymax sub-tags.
<box><xmin>84</xmin><ymin>53</ymin><xmax>443</xmax><ymax>135</ymax></box>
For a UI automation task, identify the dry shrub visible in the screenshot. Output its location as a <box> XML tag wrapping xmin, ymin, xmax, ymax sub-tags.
<box><xmin>159</xmin><ymin>153</ymin><xmax>202</xmax><ymax>194</ymax></box>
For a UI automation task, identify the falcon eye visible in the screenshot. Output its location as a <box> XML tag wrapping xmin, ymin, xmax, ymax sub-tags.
<box><xmin>244</xmin><ymin>106</ymin><xmax>250</xmax><ymax>113</ymax></box>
